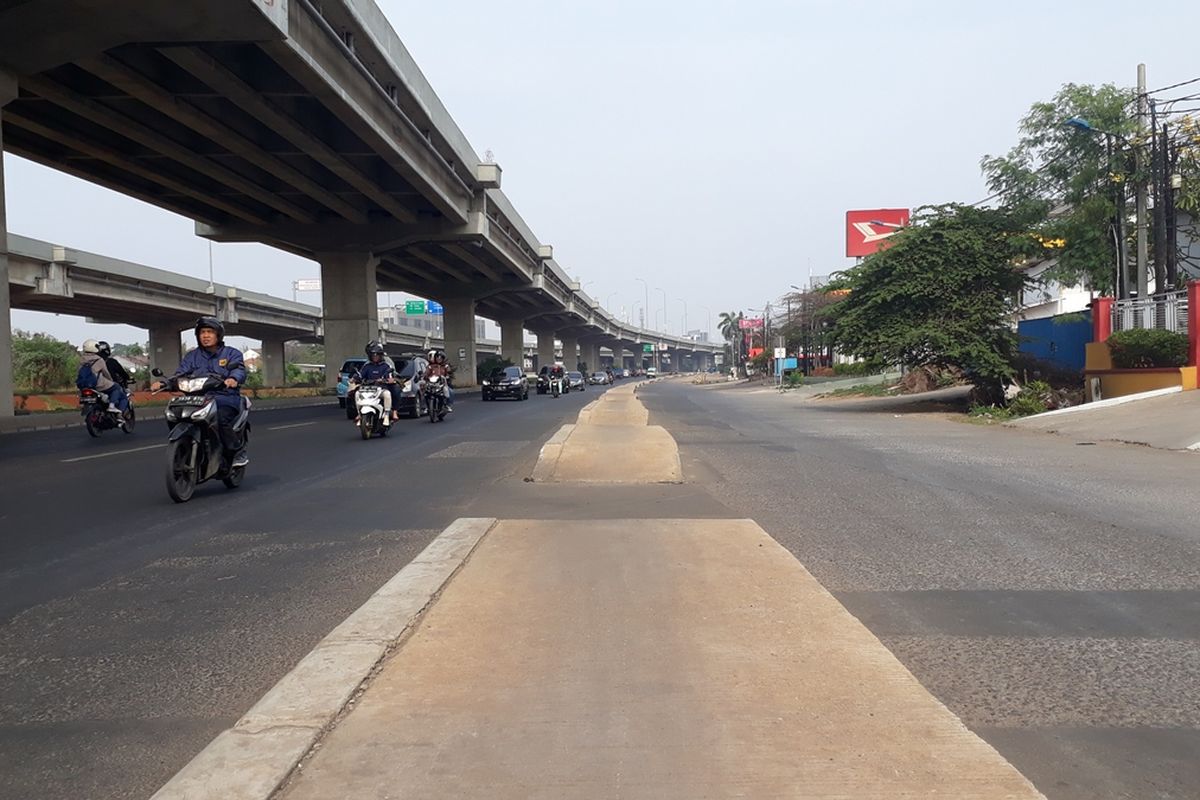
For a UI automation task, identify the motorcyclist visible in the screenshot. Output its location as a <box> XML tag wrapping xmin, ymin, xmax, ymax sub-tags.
<box><xmin>152</xmin><ymin>316</ymin><xmax>249</xmax><ymax>468</ymax></box>
<box><xmin>421</xmin><ymin>349</ymin><xmax>455</xmax><ymax>411</ymax></box>
<box><xmin>96</xmin><ymin>341</ymin><xmax>133</xmax><ymax>389</ymax></box>
<box><xmin>354</xmin><ymin>341</ymin><xmax>399</xmax><ymax>422</ymax></box>
<box><xmin>78</xmin><ymin>339</ymin><xmax>131</xmax><ymax>418</ymax></box>
<box><xmin>549</xmin><ymin>361</ymin><xmax>566</xmax><ymax>388</ymax></box>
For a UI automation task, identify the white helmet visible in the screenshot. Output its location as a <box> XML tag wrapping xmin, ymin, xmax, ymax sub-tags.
<box><xmin>82</xmin><ymin>339</ymin><xmax>101</xmax><ymax>354</ymax></box>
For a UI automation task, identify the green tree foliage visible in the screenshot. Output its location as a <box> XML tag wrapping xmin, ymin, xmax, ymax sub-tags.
<box><xmin>111</xmin><ymin>342</ymin><xmax>146</xmax><ymax>358</ymax></box>
<box><xmin>829</xmin><ymin>204</ymin><xmax>1039</xmax><ymax>400</ymax></box>
<box><xmin>982</xmin><ymin>83</ymin><xmax>1135</xmax><ymax>293</ymax></box>
<box><xmin>717</xmin><ymin>311</ymin><xmax>742</xmax><ymax>343</ymax></box>
<box><xmin>13</xmin><ymin>330</ymin><xmax>79</xmax><ymax>392</ymax></box>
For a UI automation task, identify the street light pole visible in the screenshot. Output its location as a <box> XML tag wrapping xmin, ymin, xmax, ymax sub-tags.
<box><xmin>676</xmin><ymin>298</ymin><xmax>688</xmax><ymax>337</ymax></box>
<box><xmin>655</xmin><ymin>287</ymin><xmax>667</xmax><ymax>333</ymax></box>
<box><xmin>635</xmin><ymin>277</ymin><xmax>649</xmax><ymax>331</ymax></box>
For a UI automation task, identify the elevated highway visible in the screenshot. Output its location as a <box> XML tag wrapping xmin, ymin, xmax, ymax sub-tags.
<box><xmin>0</xmin><ymin>0</ymin><xmax>718</xmax><ymax>414</ymax></box>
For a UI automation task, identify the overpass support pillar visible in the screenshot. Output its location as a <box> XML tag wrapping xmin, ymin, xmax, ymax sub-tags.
<box><xmin>534</xmin><ymin>329</ymin><xmax>556</xmax><ymax>371</ymax></box>
<box><xmin>441</xmin><ymin>297</ymin><xmax>478</xmax><ymax>388</ymax></box>
<box><xmin>499</xmin><ymin>318</ymin><xmax>526</xmax><ymax>368</ymax></box>
<box><xmin>319</xmin><ymin>252</ymin><xmax>379</xmax><ymax>388</ymax></box>
<box><xmin>579</xmin><ymin>338</ymin><xmax>602</xmax><ymax>375</ymax></box>
<box><xmin>261</xmin><ymin>337</ymin><xmax>287</xmax><ymax>387</ymax></box>
<box><xmin>559</xmin><ymin>335</ymin><xmax>579</xmax><ymax>372</ymax></box>
<box><xmin>0</xmin><ymin>72</ymin><xmax>16</xmax><ymax>417</ymax></box>
<box><xmin>149</xmin><ymin>325</ymin><xmax>185</xmax><ymax>375</ymax></box>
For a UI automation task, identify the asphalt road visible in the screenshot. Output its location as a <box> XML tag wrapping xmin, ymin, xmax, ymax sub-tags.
<box><xmin>638</xmin><ymin>380</ymin><xmax>1200</xmax><ymax>800</ymax></box>
<box><xmin>0</xmin><ymin>383</ymin><xmax>613</xmax><ymax>800</ymax></box>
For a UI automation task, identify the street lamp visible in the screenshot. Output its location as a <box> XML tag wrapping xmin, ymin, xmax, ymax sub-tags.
<box><xmin>699</xmin><ymin>305</ymin><xmax>711</xmax><ymax>343</ymax></box>
<box><xmin>655</xmin><ymin>287</ymin><xmax>667</xmax><ymax>333</ymax></box>
<box><xmin>606</xmin><ymin>291</ymin><xmax>619</xmax><ymax>312</ymax></box>
<box><xmin>676</xmin><ymin>298</ymin><xmax>688</xmax><ymax>337</ymax></box>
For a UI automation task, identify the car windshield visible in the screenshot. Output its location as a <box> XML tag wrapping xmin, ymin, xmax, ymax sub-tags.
<box><xmin>568</xmin><ymin>372</ymin><xmax>583</xmax><ymax>379</ymax></box>
<box><xmin>395</xmin><ymin>359</ymin><xmax>417</xmax><ymax>378</ymax></box>
<box><xmin>340</xmin><ymin>359</ymin><xmax>365</xmax><ymax>375</ymax></box>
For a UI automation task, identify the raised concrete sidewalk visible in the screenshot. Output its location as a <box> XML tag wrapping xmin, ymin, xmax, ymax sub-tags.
<box><xmin>1010</xmin><ymin>388</ymin><xmax>1200</xmax><ymax>451</ymax></box>
<box><xmin>279</xmin><ymin>518</ymin><xmax>1043</xmax><ymax>799</ymax></box>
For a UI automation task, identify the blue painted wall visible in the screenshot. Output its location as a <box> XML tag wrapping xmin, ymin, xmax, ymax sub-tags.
<box><xmin>1017</xmin><ymin>311</ymin><xmax>1091</xmax><ymax>371</ymax></box>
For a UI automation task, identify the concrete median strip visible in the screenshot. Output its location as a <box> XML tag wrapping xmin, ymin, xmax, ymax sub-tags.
<box><xmin>530</xmin><ymin>383</ymin><xmax>683</xmax><ymax>483</ymax></box>
<box><xmin>276</xmin><ymin>519</ymin><xmax>1046</xmax><ymax>799</ymax></box>
<box><xmin>148</xmin><ymin>517</ymin><xmax>498</xmax><ymax>800</ymax></box>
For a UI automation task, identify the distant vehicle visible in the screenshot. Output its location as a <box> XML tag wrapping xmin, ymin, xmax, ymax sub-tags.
<box><xmin>646</xmin><ymin>367</ymin><xmax>658</xmax><ymax>378</ymax></box>
<box><xmin>524</xmin><ymin>371</ymin><xmax>539</xmax><ymax>387</ymax></box>
<box><xmin>482</xmin><ymin>366</ymin><xmax>530</xmax><ymax>401</ymax></box>
<box><xmin>622</xmin><ymin>369</ymin><xmax>632</xmax><ymax>378</ymax></box>
<box><xmin>567</xmin><ymin>371</ymin><xmax>586</xmax><ymax>391</ymax></box>
<box><xmin>537</xmin><ymin>365</ymin><xmax>569</xmax><ymax>395</ymax></box>
<box><xmin>395</xmin><ymin>355</ymin><xmax>429</xmax><ymax>418</ymax></box>
<box><xmin>588</xmin><ymin>371</ymin><xmax>609</xmax><ymax>385</ymax></box>
<box><xmin>336</xmin><ymin>358</ymin><xmax>367</xmax><ymax>408</ymax></box>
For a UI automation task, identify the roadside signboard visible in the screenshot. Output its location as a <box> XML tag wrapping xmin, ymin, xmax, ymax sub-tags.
<box><xmin>293</xmin><ymin>279</ymin><xmax>321</xmax><ymax>292</ymax></box>
<box><xmin>404</xmin><ymin>300</ymin><xmax>425</xmax><ymax>314</ymax></box>
<box><xmin>846</xmin><ymin>208</ymin><xmax>910</xmax><ymax>257</ymax></box>
<box><xmin>774</xmin><ymin>347</ymin><xmax>786</xmax><ymax>359</ymax></box>
<box><xmin>427</xmin><ymin>301</ymin><xmax>444</xmax><ymax>314</ymax></box>
<box><xmin>739</xmin><ymin>317</ymin><xmax>764</xmax><ymax>330</ymax></box>
<box><xmin>642</xmin><ymin>343</ymin><xmax>653</xmax><ymax>353</ymax></box>
<box><xmin>775</xmin><ymin>357</ymin><xmax>798</xmax><ymax>376</ymax></box>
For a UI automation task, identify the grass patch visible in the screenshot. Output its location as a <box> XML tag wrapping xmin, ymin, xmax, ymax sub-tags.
<box><xmin>819</xmin><ymin>383</ymin><xmax>896</xmax><ymax>398</ymax></box>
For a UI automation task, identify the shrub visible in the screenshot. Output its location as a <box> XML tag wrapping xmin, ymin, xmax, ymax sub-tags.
<box><xmin>1106</xmin><ymin>328</ymin><xmax>1189</xmax><ymax>368</ymax></box>
<box><xmin>833</xmin><ymin>362</ymin><xmax>871</xmax><ymax>376</ymax></box>
<box><xmin>783</xmin><ymin>371</ymin><xmax>804</xmax><ymax>388</ymax></box>
<box><xmin>1008</xmin><ymin>393</ymin><xmax>1047</xmax><ymax>417</ymax></box>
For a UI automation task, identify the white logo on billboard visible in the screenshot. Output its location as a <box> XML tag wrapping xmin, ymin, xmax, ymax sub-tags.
<box><xmin>851</xmin><ymin>222</ymin><xmax>900</xmax><ymax>244</ymax></box>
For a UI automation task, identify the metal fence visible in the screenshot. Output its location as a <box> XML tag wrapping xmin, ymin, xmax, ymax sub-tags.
<box><xmin>1111</xmin><ymin>289</ymin><xmax>1189</xmax><ymax>336</ymax></box>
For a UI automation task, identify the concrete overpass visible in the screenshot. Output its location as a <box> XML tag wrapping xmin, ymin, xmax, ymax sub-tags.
<box><xmin>0</xmin><ymin>0</ymin><xmax>719</xmax><ymax>414</ymax></box>
<box><xmin>5</xmin><ymin>233</ymin><xmax>679</xmax><ymax>388</ymax></box>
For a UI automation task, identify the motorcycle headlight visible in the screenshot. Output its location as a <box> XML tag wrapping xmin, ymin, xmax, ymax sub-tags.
<box><xmin>403</xmin><ymin>380</ymin><xmax>414</xmax><ymax>393</ymax></box>
<box><xmin>482</xmin><ymin>380</ymin><xmax>491</xmax><ymax>386</ymax></box>
<box><xmin>177</xmin><ymin>377</ymin><xmax>209</xmax><ymax>393</ymax></box>
<box><xmin>190</xmin><ymin>401</ymin><xmax>215</xmax><ymax>422</ymax></box>
<box><xmin>164</xmin><ymin>407</ymin><xmax>178</xmax><ymax>422</ymax></box>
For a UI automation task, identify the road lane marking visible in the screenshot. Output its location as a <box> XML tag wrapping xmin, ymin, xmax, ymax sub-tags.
<box><xmin>267</xmin><ymin>421</ymin><xmax>319</xmax><ymax>431</ymax></box>
<box><xmin>61</xmin><ymin>444</ymin><xmax>164</xmax><ymax>463</ymax></box>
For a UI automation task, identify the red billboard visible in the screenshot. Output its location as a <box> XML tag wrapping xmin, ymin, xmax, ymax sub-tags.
<box><xmin>846</xmin><ymin>209</ymin><xmax>910</xmax><ymax>257</ymax></box>
<box><xmin>738</xmin><ymin>317</ymin><xmax>764</xmax><ymax>330</ymax></box>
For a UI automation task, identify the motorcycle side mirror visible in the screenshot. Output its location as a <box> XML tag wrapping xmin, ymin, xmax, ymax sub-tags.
<box><xmin>151</xmin><ymin>368</ymin><xmax>164</xmax><ymax>377</ymax></box>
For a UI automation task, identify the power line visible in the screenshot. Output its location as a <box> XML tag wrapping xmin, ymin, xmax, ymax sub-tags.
<box><xmin>1147</xmin><ymin>76</ymin><xmax>1200</xmax><ymax>95</ymax></box>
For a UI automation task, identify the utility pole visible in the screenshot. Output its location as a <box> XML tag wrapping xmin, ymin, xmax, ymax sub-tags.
<box><xmin>1135</xmin><ymin>63</ymin><xmax>1149</xmax><ymax>298</ymax></box>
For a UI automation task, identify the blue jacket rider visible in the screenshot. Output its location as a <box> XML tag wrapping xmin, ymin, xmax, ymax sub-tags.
<box><xmin>162</xmin><ymin>316</ymin><xmax>249</xmax><ymax>467</ymax></box>
<box><xmin>355</xmin><ymin>341</ymin><xmax>400</xmax><ymax>421</ymax></box>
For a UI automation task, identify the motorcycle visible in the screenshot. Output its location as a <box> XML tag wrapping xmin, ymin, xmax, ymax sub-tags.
<box><xmin>423</xmin><ymin>374</ymin><xmax>449</xmax><ymax>423</ymax></box>
<box><xmin>551</xmin><ymin>374</ymin><xmax>565</xmax><ymax>398</ymax></box>
<box><xmin>80</xmin><ymin>385</ymin><xmax>135</xmax><ymax>436</ymax></box>
<box><xmin>351</xmin><ymin>378</ymin><xmax>392</xmax><ymax>439</ymax></box>
<box><xmin>153</xmin><ymin>370</ymin><xmax>251</xmax><ymax>503</ymax></box>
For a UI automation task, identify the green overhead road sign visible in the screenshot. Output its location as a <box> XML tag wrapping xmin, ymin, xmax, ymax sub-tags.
<box><xmin>643</xmin><ymin>343</ymin><xmax>654</xmax><ymax>353</ymax></box>
<box><xmin>404</xmin><ymin>300</ymin><xmax>426</xmax><ymax>314</ymax></box>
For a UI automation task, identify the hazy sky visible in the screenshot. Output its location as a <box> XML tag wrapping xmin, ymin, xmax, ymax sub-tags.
<box><xmin>6</xmin><ymin>0</ymin><xmax>1198</xmax><ymax>346</ymax></box>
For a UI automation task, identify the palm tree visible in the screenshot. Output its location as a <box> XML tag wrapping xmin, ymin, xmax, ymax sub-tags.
<box><xmin>717</xmin><ymin>311</ymin><xmax>740</xmax><ymax>342</ymax></box>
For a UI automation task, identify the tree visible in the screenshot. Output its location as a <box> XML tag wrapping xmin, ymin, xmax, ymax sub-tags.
<box><xmin>112</xmin><ymin>342</ymin><xmax>146</xmax><ymax>358</ymax></box>
<box><xmin>13</xmin><ymin>330</ymin><xmax>79</xmax><ymax>392</ymax></box>
<box><xmin>717</xmin><ymin>311</ymin><xmax>741</xmax><ymax>343</ymax></box>
<box><xmin>981</xmin><ymin>83</ymin><xmax>1135</xmax><ymax>294</ymax></box>
<box><xmin>829</xmin><ymin>204</ymin><xmax>1040</xmax><ymax>401</ymax></box>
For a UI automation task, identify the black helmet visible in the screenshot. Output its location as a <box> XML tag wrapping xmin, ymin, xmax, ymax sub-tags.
<box><xmin>96</xmin><ymin>340</ymin><xmax>112</xmax><ymax>359</ymax></box>
<box><xmin>365</xmin><ymin>340</ymin><xmax>385</xmax><ymax>358</ymax></box>
<box><xmin>194</xmin><ymin>316</ymin><xmax>224</xmax><ymax>344</ymax></box>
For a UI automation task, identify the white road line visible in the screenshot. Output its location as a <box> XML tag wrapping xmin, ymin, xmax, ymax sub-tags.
<box><xmin>267</xmin><ymin>421</ymin><xmax>318</xmax><ymax>431</ymax></box>
<box><xmin>61</xmin><ymin>444</ymin><xmax>164</xmax><ymax>463</ymax></box>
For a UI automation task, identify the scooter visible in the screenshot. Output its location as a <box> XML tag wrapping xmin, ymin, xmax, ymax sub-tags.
<box><xmin>153</xmin><ymin>370</ymin><xmax>250</xmax><ymax>503</ymax></box>
<box><xmin>351</xmin><ymin>378</ymin><xmax>392</xmax><ymax>439</ymax></box>
<box><xmin>80</xmin><ymin>385</ymin><xmax>134</xmax><ymax>436</ymax></box>
<box><xmin>424</xmin><ymin>374</ymin><xmax>449</xmax><ymax>423</ymax></box>
<box><xmin>550</xmin><ymin>375</ymin><xmax>565</xmax><ymax>398</ymax></box>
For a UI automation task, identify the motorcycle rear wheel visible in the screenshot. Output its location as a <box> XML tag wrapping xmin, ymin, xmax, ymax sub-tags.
<box><xmin>165</xmin><ymin>439</ymin><xmax>197</xmax><ymax>503</ymax></box>
<box><xmin>85</xmin><ymin>414</ymin><xmax>100</xmax><ymax>438</ymax></box>
<box><xmin>122</xmin><ymin>407</ymin><xmax>136</xmax><ymax>434</ymax></box>
<box><xmin>360</xmin><ymin>414</ymin><xmax>373</xmax><ymax>439</ymax></box>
